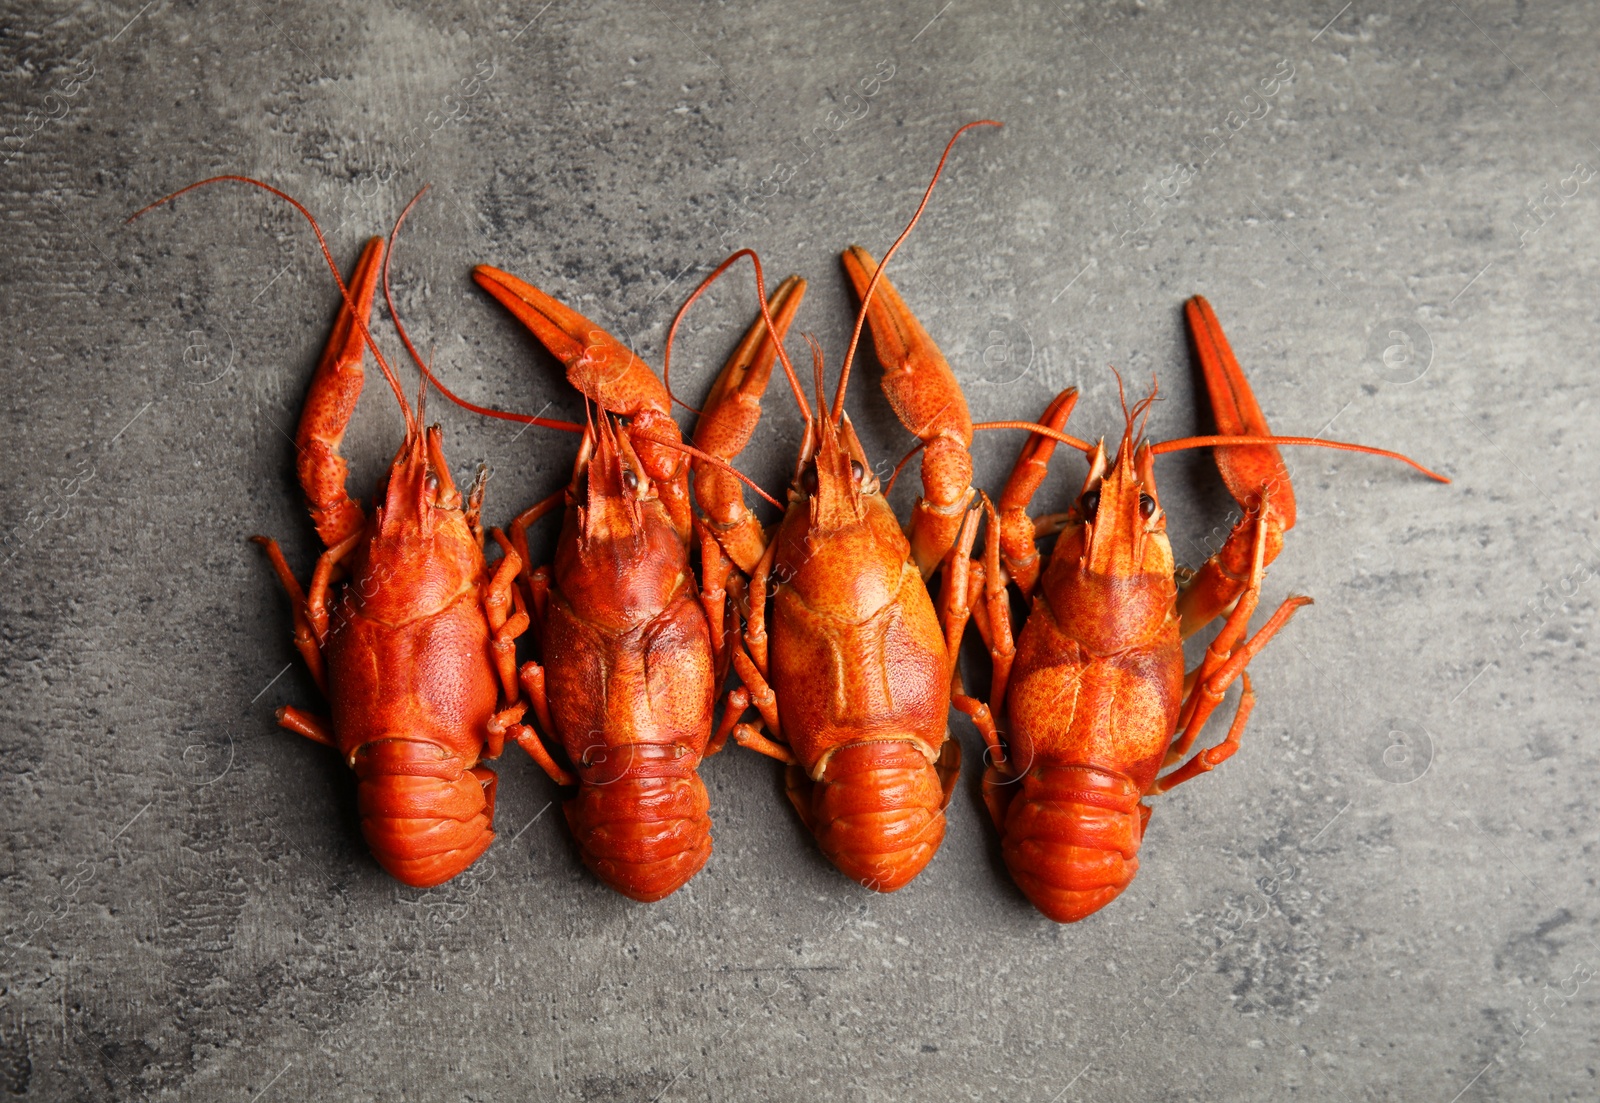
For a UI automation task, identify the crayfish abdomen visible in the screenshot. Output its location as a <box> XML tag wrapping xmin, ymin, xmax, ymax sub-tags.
<box><xmin>987</xmin><ymin>764</ymin><xmax>1148</xmax><ymax>924</ymax></box>
<box><xmin>351</xmin><ymin>742</ymin><xmax>497</xmax><ymax>887</ymax></box>
<box><xmin>788</xmin><ymin>739</ymin><xmax>959</xmax><ymax>891</ymax></box>
<box><xmin>563</xmin><ymin>749</ymin><xmax>713</xmax><ymax>902</ymax></box>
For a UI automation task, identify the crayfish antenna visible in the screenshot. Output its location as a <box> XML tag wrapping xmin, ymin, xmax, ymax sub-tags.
<box><xmin>1150</xmin><ymin>434</ymin><xmax>1449</xmax><ymax>482</ymax></box>
<box><xmin>377</xmin><ymin>192</ymin><xmax>587</xmax><ymax>437</ymax></box>
<box><xmin>130</xmin><ymin>174</ymin><xmax>417</xmax><ymax>437</ymax></box>
<box><xmin>833</xmin><ymin>119</ymin><xmax>1002</xmax><ymax>424</ymax></box>
<box><xmin>1130</xmin><ymin>377</ymin><xmax>1160</xmax><ymax>446</ymax></box>
<box><xmin>664</xmin><ymin>248</ymin><xmax>815</xmax><ymax>446</ymax></box>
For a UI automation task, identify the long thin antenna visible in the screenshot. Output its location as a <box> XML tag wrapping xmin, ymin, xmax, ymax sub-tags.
<box><xmin>972</xmin><ymin>420</ymin><xmax>1095</xmax><ymax>453</ymax></box>
<box><xmin>377</xmin><ymin>187</ymin><xmax>585</xmax><ymax>436</ymax></box>
<box><xmin>630</xmin><ymin>432</ymin><xmax>786</xmax><ymax>509</ymax></box>
<box><xmin>381</xmin><ymin>185</ymin><xmax>433</xmax><ymax>391</ymax></box>
<box><xmin>1151</xmin><ymin>434</ymin><xmax>1449</xmax><ymax>481</ymax></box>
<box><xmin>883</xmin><ymin>418</ymin><xmax>1098</xmax><ymax>493</ymax></box>
<box><xmin>129</xmin><ymin>175</ymin><xmax>417</xmax><ymax>437</ymax></box>
<box><xmin>663</xmin><ymin>247</ymin><xmax>814</xmax><ymax>442</ymax></box>
<box><xmin>832</xmin><ymin>119</ymin><xmax>1002</xmax><ymax>424</ymax></box>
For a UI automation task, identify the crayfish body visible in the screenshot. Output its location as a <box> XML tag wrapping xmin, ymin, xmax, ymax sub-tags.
<box><xmin>470</xmin><ymin>265</ymin><xmax>804</xmax><ymax>901</ymax></box>
<box><xmin>957</xmin><ymin>298</ymin><xmax>1447</xmax><ymax>921</ymax></box>
<box><xmin>250</xmin><ymin>233</ymin><xmax>532</xmax><ymax>888</ymax></box>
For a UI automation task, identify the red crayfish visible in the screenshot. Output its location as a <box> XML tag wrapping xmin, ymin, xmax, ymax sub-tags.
<box><xmin>135</xmin><ymin>179</ymin><xmax>536</xmax><ymax>887</ymax></box>
<box><xmin>672</xmin><ymin>122</ymin><xmax>1007</xmax><ymax>891</ymax></box>
<box><xmin>955</xmin><ymin>296</ymin><xmax>1449</xmax><ymax>921</ymax></box>
<box><xmin>427</xmin><ymin>257</ymin><xmax>804</xmax><ymax>901</ymax></box>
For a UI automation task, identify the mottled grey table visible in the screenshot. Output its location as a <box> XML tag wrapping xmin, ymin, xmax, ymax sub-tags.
<box><xmin>3</xmin><ymin>1</ymin><xmax>1596</xmax><ymax>1099</ymax></box>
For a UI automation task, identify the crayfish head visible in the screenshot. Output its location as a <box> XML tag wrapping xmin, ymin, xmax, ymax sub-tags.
<box><xmin>1049</xmin><ymin>433</ymin><xmax>1177</xmax><ymax>651</ymax></box>
<box><xmin>1074</xmin><ymin>432</ymin><xmax>1169</xmax><ymax>581</ymax></box>
<box><xmin>375</xmin><ymin>423</ymin><xmax>463</xmax><ymax>539</ymax></box>
<box><xmin>573</xmin><ymin>413</ymin><xmax>654</xmax><ymax>547</ymax></box>
<box><xmin>796</xmin><ymin>412</ymin><xmax>873</xmax><ymax>538</ymax></box>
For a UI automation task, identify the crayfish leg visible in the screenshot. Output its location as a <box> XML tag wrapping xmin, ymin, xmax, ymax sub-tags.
<box><xmin>297</xmin><ymin>237</ymin><xmax>385</xmax><ymax>549</ymax></box>
<box><xmin>784</xmin><ymin>763</ymin><xmax>817</xmax><ymax>834</ymax></box>
<box><xmin>483</xmin><ymin>528</ymin><xmax>527</xmax><ymax>703</ymax></box>
<box><xmin>1171</xmin><ymin>492</ymin><xmax>1310</xmax><ymax>763</ymax></box>
<box><xmin>936</xmin><ymin>503</ymin><xmax>982</xmax><ymax>659</ymax></box>
<box><xmin>471</xmin><ymin>765</ymin><xmax>499</xmax><ymax>813</ymax></box>
<box><xmin>705</xmin><ymin>686</ymin><xmax>750</xmax><ymax>757</ymax></box>
<box><xmin>1166</xmin><ymin>594</ymin><xmax>1311</xmax><ymax>770</ymax></box>
<box><xmin>512</xmin><ymin>663</ymin><xmax>575</xmax><ymax>787</ymax></box>
<box><xmin>732</xmin><ymin>722</ymin><xmax>793</xmax><ymax>764</ymax></box>
<box><xmin>840</xmin><ymin>245</ymin><xmax>974</xmax><ymax>578</ymax></box>
<box><xmin>953</xmin><ymin>688</ymin><xmax>1008</xmax><ymax>782</ymax></box>
<box><xmin>1155</xmin><ymin>675</ymin><xmax>1256</xmax><ymax>794</ymax></box>
<box><xmin>980</xmin><ymin>762</ymin><xmax>1017</xmax><ymax>833</ymax></box>
<box><xmin>948</xmin><ymin>499</ymin><xmax>1018</xmax><ymax>773</ymax></box>
<box><xmin>250</xmin><ymin>534</ymin><xmax>326</xmax><ymax>692</ymax></box>
<box><xmin>275</xmin><ymin>704</ymin><xmax>335</xmax><ymax>748</ymax></box>
<box><xmin>1176</xmin><ymin>296</ymin><xmax>1297</xmax><ymax>638</ymax></box>
<box><xmin>934</xmin><ymin>738</ymin><xmax>961</xmax><ymax>811</ymax></box>
<box><xmin>695</xmin><ymin>519</ymin><xmax>735</xmax><ymax>681</ymax></box>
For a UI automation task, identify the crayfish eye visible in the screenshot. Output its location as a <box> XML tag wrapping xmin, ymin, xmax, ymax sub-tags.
<box><xmin>850</xmin><ymin>460</ymin><xmax>865</xmax><ymax>483</ymax></box>
<box><xmin>801</xmin><ymin>465</ymin><xmax>818</xmax><ymax>494</ymax></box>
<box><xmin>622</xmin><ymin>468</ymin><xmax>639</xmax><ymax>492</ymax></box>
<box><xmin>425</xmin><ymin>473</ymin><xmax>440</xmax><ymax>495</ymax></box>
<box><xmin>1079</xmin><ymin>489</ymin><xmax>1100</xmax><ymax>519</ymax></box>
<box><xmin>1139</xmin><ymin>493</ymin><xmax>1156</xmax><ymax>519</ymax></box>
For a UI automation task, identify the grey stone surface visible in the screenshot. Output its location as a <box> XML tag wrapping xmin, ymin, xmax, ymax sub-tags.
<box><xmin>2</xmin><ymin>0</ymin><xmax>1597</xmax><ymax>1099</ymax></box>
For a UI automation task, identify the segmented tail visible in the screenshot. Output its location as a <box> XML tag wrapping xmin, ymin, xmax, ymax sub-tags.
<box><xmin>990</xmin><ymin>763</ymin><xmax>1147</xmax><ymax>923</ymax></box>
<box><xmin>564</xmin><ymin>745</ymin><xmax>713</xmax><ymax>903</ymax></box>
<box><xmin>788</xmin><ymin>739</ymin><xmax>959</xmax><ymax>892</ymax></box>
<box><xmin>352</xmin><ymin>739</ymin><xmax>496</xmax><ymax>889</ymax></box>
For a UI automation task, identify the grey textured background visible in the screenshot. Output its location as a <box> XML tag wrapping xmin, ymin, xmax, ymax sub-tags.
<box><xmin>3</xmin><ymin>1</ymin><xmax>1597</xmax><ymax>1099</ymax></box>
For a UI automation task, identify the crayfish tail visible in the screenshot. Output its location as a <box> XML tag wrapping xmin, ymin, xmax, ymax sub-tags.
<box><xmin>353</xmin><ymin>742</ymin><xmax>497</xmax><ymax>888</ymax></box>
<box><xmin>793</xmin><ymin>739</ymin><xmax>953</xmax><ymax>893</ymax></box>
<box><xmin>564</xmin><ymin>767</ymin><xmax>712</xmax><ymax>903</ymax></box>
<box><xmin>998</xmin><ymin>763</ymin><xmax>1146</xmax><ymax>923</ymax></box>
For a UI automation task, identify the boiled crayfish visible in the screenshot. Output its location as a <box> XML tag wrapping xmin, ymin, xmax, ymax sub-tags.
<box><xmin>442</xmin><ymin>262</ymin><xmax>804</xmax><ymax>901</ymax></box>
<box><xmin>674</xmin><ymin>123</ymin><xmax>1004</xmax><ymax>891</ymax></box>
<box><xmin>955</xmin><ymin>296</ymin><xmax>1449</xmax><ymax>921</ymax></box>
<box><xmin>135</xmin><ymin>178</ymin><xmax>535</xmax><ymax>887</ymax></box>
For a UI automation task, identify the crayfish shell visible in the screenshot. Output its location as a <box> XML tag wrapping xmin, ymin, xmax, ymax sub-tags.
<box><xmin>563</xmin><ymin>744</ymin><xmax>713</xmax><ymax>903</ymax></box>
<box><xmin>787</xmin><ymin>738</ymin><xmax>960</xmax><ymax>892</ymax></box>
<box><xmin>352</xmin><ymin>739</ymin><xmax>498</xmax><ymax>889</ymax></box>
<box><xmin>987</xmin><ymin>762</ymin><xmax>1147</xmax><ymax>923</ymax></box>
